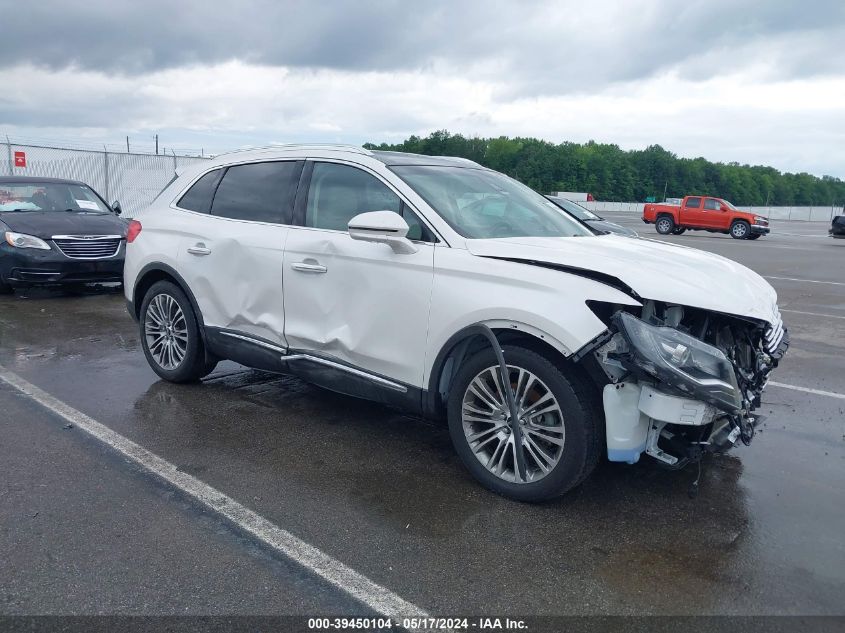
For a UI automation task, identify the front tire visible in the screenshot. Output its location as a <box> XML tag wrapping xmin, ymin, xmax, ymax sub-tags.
<box><xmin>447</xmin><ymin>345</ymin><xmax>601</xmax><ymax>502</ymax></box>
<box><xmin>140</xmin><ymin>281</ymin><xmax>217</xmax><ymax>383</ymax></box>
<box><xmin>730</xmin><ymin>220</ymin><xmax>751</xmax><ymax>239</ymax></box>
<box><xmin>655</xmin><ymin>215</ymin><xmax>675</xmax><ymax>235</ymax></box>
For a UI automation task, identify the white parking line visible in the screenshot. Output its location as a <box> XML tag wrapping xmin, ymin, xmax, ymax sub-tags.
<box><xmin>0</xmin><ymin>366</ymin><xmax>428</xmax><ymax>620</ymax></box>
<box><xmin>765</xmin><ymin>276</ymin><xmax>845</xmax><ymax>286</ymax></box>
<box><xmin>780</xmin><ymin>309</ymin><xmax>845</xmax><ymax>320</ymax></box>
<box><xmin>768</xmin><ymin>381</ymin><xmax>845</xmax><ymax>400</ymax></box>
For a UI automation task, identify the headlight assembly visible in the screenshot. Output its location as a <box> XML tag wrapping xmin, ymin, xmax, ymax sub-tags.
<box><xmin>612</xmin><ymin>311</ymin><xmax>741</xmax><ymax>413</ymax></box>
<box><xmin>4</xmin><ymin>231</ymin><xmax>51</xmax><ymax>250</ymax></box>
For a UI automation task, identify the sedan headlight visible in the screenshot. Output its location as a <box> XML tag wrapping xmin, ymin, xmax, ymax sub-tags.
<box><xmin>612</xmin><ymin>311</ymin><xmax>741</xmax><ymax>413</ymax></box>
<box><xmin>3</xmin><ymin>231</ymin><xmax>51</xmax><ymax>250</ymax></box>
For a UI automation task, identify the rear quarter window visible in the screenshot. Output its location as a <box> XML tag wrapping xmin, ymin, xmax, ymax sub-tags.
<box><xmin>177</xmin><ymin>169</ymin><xmax>223</xmax><ymax>213</ymax></box>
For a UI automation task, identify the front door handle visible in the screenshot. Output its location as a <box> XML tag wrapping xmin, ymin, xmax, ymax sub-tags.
<box><xmin>291</xmin><ymin>261</ymin><xmax>327</xmax><ymax>274</ymax></box>
<box><xmin>187</xmin><ymin>243</ymin><xmax>211</xmax><ymax>256</ymax></box>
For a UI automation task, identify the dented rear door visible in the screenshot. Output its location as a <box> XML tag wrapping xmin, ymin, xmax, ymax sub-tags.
<box><xmin>176</xmin><ymin>160</ymin><xmax>303</xmax><ymax>347</ymax></box>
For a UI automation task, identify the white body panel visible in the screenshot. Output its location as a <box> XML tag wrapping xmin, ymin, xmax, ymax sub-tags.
<box><xmin>466</xmin><ymin>235</ymin><xmax>779</xmax><ymax>326</ymax></box>
<box><xmin>176</xmin><ymin>212</ymin><xmax>287</xmax><ymax>345</ymax></box>
<box><xmin>282</xmin><ymin>225</ymin><xmax>435</xmax><ymax>386</ymax></box>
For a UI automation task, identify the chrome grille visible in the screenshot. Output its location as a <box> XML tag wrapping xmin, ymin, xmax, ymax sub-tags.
<box><xmin>764</xmin><ymin>306</ymin><xmax>785</xmax><ymax>354</ymax></box>
<box><xmin>52</xmin><ymin>235</ymin><xmax>122</xmax><ymax>260</ymax></box>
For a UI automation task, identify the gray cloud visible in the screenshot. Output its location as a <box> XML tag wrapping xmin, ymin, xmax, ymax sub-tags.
<box><xmin>1</xmin><ymin>0</ymin><xmax>843</xmax><ymax>95</ymax></box>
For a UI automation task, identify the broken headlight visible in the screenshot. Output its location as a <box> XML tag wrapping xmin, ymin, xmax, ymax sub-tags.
<box><xmin>612</xmin><ymin>311</ymin><xmax>741</xmax><ymax>413</ymax></box>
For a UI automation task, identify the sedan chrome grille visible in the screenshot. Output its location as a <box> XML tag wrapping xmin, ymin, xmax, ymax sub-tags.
<box><xmin>52</xmin><ymin>235</ymin><xmax>122</xmax><ymax>260</ymax></box>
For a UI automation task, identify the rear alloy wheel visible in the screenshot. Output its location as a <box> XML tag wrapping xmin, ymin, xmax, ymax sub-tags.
<box><xmin>140</xmin><ymin>280</ymin><xmax>217</xmax><ymax>383</ymax></box>
<box><xmin>730</xmin><ymin>220</ymin><xmax>751</xmax><ymax>239</ymax></box>
<box><xmin>655</xmin><ymin>215</ymin><xmax>675</xmax><ymax>235</ymax></box>
<box><xmin>448</xmin><ymin>345</ymin><xmax>600</xmax><ymax>502</ymax></box>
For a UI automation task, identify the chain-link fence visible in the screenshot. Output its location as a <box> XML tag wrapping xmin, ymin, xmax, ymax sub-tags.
<box><xmin>2</xmin><ymin>140</ymin><xmax>210</xmax><ymax>217</ymax></box>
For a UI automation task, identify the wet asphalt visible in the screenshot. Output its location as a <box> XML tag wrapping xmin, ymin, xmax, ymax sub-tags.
<box><xmin>0</xmin><ymin>218</ymin><xmax>843</xmax><ymax>618</ymax></box>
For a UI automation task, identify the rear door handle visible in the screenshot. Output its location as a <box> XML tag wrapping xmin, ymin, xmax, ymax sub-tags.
<box><xmin>187</xmin><ymin>244</ymin><xmax>211</xmax><ymax>256</ymax></box>
<box><xmin>291</xmin><ymin>261</ymin><xmax>327</xmax><ymax>274</ymax></box>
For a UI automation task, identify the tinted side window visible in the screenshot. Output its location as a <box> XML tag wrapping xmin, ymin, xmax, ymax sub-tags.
<box><xmin>305</xmin><ymin>163</ymin><xmax>435</xmax><ymax>241</ymax></box>
<box><xmin>210</xmin><ymin>161</ymin><xmax>301</xmax><ymax>223</ymax></box>
<box><xmin>686</xmin><ymin>197</ymin><xmax>702</xmax><ymax>209</ymax></box>
<box><xmin>703</xmin><ymin>198</ymin><xmax>720</xmax><ymax>210</ymax></box>
<box><xmin>177</xmin><ymin>169</ymin><xmax>222</xmax><ymax>213</ymax></box>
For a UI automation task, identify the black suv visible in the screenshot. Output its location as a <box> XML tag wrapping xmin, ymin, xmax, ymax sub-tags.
<box><xmin>0</xmin><ymin>177</ymin><xmax>128</xmax><ymax>293</ymax></box>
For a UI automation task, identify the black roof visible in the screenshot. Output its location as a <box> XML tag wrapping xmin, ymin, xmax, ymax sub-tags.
<box><xmin>0</xmin><ymin>176</ymin><xmax>88</xmax><ymax>185</ymax></box>
<box><xmin>371</xmin><ymin>150</ymin><xmax>483</xmax><ymax>168</ymax></box>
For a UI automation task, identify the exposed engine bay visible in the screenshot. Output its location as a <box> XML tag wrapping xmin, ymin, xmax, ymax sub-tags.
<box><xmin>583</xmin><ymin>299</ymin><xmax>789</xmax><ymax>469</ymax></box>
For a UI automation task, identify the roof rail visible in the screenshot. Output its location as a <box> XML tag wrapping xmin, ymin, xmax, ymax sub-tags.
<box><xmin>216</xmin><ymin>143</ymin><xmax>373</xmax><ymax>157</ymax></box>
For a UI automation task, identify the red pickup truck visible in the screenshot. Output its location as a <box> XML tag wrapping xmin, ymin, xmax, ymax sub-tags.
<box><xmin>642</xmin><ymin>196</ymin><xmax>770</xmax><ymax>240</ymax></box>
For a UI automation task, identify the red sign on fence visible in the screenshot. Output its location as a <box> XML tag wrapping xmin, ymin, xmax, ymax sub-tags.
<box><xmin>14</xmin><ymin>151</ymin><xmax>26</xmax><ymax>168</ymax></box>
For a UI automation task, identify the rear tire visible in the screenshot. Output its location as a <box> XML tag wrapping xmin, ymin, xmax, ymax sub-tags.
<box><xmin>447</xmin><ymin>345</ymin><xmax>601</xmax><ymax>502</ymax></box>
<box><xmin>655</xmin><ymin>215</ymin><xmax>675</xmax><ymax>235</ymax></box>
<box><xmin>730</xmin><ymin>220</ymin><xmax>751</xmax><ymax>239</ymax></box>
<box><xmin>140</xmin><ymin>281</ymin><xmax>217</xmax><ymax>383</ymax></box>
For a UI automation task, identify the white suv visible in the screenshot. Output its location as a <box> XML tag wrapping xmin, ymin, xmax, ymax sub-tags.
<box><xmin>124</xmin><ymin>144</ymin><xmax>788</xmax><ymax>501</ymax></box>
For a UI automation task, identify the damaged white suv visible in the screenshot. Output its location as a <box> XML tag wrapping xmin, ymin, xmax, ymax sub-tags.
<box><xmin>124</xmin><ymin>145</ymin><xmax>788</xmax><ymax>501</ymax></box>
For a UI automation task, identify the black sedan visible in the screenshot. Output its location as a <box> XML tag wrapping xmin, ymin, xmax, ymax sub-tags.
<box><xmin>830</xmin><ymin>215</ymin><xmax>845</xmax><ymax>239</ymax></box>
<box><xmin>0</xmin><ymin>177</ymin><xmax>127</xmax><ymax>293</ymax></box>
<box><xmin>545</xmin><ymin>196</ymin><xmax>638</xmax><ymax>237</ymax></box>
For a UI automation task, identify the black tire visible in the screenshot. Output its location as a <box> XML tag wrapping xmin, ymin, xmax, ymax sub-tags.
<box><xmin>447</xmin><ymin>345</ymin><xmax>601</xmax><ymax>502</ymax></box>
<box><xmin>730</xmin><ymin>220</ymin><xmax>751</xmax><ymax>239</ymax></box>
<box><xmin>139</xmin><ymin>280</ymin><xmax>217</xmax><ymax>383</ymax></box>
<box><xmin>672</xmin><ymin>227</ymin><xmax>686</xmax><ymax>235</ymax></box>
<box><xmin>655</xmin><ymin>215</ymin><xmax>675</xmax><ymax>235</ymax></box>
<box><xmin>747</xmin><ymin>233</ymin><xmax>762</xmax><ymax>240</ymax></box>
<box><xmin>0</xmin><ymin>278</ymin><xmax>12</xmax><ymax>295</ymax></box>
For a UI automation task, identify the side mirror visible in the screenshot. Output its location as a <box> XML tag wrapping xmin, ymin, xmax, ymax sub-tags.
<box><xmin>348</xmin><ymin>211</ymin><xmax>418</xmax><ymax>254</ymax></box>
<box><xmin>112</xmin><ymin>200</ymin><xmax>123</xmax><ymax>215</ymax></box>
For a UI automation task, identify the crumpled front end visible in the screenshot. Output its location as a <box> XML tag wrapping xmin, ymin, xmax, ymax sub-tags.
<box><xmin>585</xmin><ymin>299</ymin><xmax>789</xmax><ymax>468</ymax></box>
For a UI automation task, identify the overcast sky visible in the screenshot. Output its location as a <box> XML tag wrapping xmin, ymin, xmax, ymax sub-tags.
<box><xmin>1</xmin><ymin>0</ymin><xmax>843</xmax><ymax>176</ymax></box>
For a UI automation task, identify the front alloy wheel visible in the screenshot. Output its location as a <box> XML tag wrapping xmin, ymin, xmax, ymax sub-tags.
<box><xmin>730</xmin><ymin>221</ymin><xmax>750</xmax><ymax>239</ymax></box>
<box><xmin>462</xmin><ymin>366</ymin><xmax>565</xmax><ymax>483</ymax></box>
<box><xmin>447</xmin><ymin>345</ymin><xmax>600</xmax><ymax>501</ymax></box>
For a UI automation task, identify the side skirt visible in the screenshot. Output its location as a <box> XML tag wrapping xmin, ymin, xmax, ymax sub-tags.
<box><xmin>204</xmin><ymin>327</ymin><xmax>425</xmax><ymax>415</ymax></box>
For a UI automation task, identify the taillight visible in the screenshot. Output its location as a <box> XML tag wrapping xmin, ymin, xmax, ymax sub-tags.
<box><xmin>126</xmin><ymin>220</ymin><xmax>142</xmax><ymax>243</ymax></box>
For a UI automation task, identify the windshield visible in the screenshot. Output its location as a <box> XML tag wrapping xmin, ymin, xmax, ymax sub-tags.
<box><xmin>392</xmin><ymin>166</ymin><xmax>593</xmax><ymax>239</ymax></box>
<box><xmin>721</xmin><ymin>199</ymin><xmax>737</xmax><ymax>210</ymax></box>
<box><xmin>548</xmin><ymin>197</ymin><xmax>601</xmax><ymax>221</ymax></box>
<box><xmin>0</xmin><ymin>182</ymin><xmax>111</xmax><ymax>213</ymax></box>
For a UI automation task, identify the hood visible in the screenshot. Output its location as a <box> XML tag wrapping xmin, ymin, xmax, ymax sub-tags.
<box><xmin>466</xmin><ymin>235</ymin><xmax>779</xmax><ymax>325</ymax></box>
<box><xmin>0</xmin><ymin>211</ymin><xmax>127</xmax><ymax>239</ymax></box>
